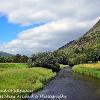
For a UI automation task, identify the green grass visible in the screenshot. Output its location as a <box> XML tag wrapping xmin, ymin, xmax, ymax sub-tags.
<box><xmin>72</xmin><ymin>63</ymin><xmax>100</xmax><ymax>79</ymax></box>
<box><xmin>0</xmin><ymin>63</ymin><xmax>27</xmax><ymax>70</ymax></box>
<box><xmin>0</xmin><ymin>63</ymin><xmax>56</xmax><ymax>100</ymax></box>
<box><xmin>60</xmin><ymin>64</ymin><xmax>69</xmax><ymax>69</ymax></box>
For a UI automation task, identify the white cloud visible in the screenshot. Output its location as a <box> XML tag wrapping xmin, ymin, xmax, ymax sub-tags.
<box><xmin>0</xmin><ymin>0</ymin><xmax>100</xmax><ymax>25</ymax></box>
<box><xmin>0</xmin><ymin>0</ymin><xmax>100</xmax><ymax>55</ymax></box>
<box><xmin>0</xmin><ymin>18</ymin><xmax>98</xmax><ymax>55</ymax></box>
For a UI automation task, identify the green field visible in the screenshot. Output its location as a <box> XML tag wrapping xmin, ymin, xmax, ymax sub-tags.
<box><xmin>72</xmin><ymin>63</ymin><xmax>100</xmax><ymax>79</ymax></box>
<box><xmin>0</xmin><ymin>63</ymin><xmax>56</xmax><ymax>100</ymax></box>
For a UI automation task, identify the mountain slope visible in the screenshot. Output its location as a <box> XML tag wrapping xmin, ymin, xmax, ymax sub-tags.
<box><xmin>59</xmin><ymin>20</ymin><xmax>100</xmax><ymax>51</ymax></box>
<box><xmin>57</xmin><ymin>20</ymin><xmax>100</xmax><ymax>65</ymax></box>
<box><xmin>0</xmin><ymin>51</ymin><xmax>13</xmax><ymax>57</ymax></box>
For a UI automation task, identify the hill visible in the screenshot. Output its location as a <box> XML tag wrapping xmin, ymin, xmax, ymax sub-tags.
<box><xmin>59</xmin><ymin>20</ymin><xmax>100</xmax><ymax>50</ymax></box>
<box><xmin>0</xmin><ymin>51</ymin><xmax>13</xmax><ymax>57</ymax></box>
<box><xmin>56</xmin><ymin>20</ymin><xmax>100</xmax><ymax>65</ymax></box>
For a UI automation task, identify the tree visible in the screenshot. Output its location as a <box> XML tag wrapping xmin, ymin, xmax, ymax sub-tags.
<box><xmin>28</xmin><ymin>52</ymin><xmax>60</xmax><ymax>72</ymax></box>
<box><xmin>20</xmin><ymin>55</ymin><xmax>28</xmax><ymax>63</ymax></box>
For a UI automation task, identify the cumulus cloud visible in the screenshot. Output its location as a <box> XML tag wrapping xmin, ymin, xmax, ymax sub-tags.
<box><xmin>0</xmin><ymin>0</ymin><xmax>100</xmax><ymax>55</ymax></box>
<box><xmin>0</xmin><ymin>18</ymin><xmax>98</xmax><ymax>55</ymax></box>
<box><xmin>0</xmin><ymin>0</ymin><xmax>100</xmax><ymax>25</ymax></box>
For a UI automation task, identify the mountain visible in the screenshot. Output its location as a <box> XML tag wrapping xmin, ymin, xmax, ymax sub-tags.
<box><xmin>0</xmin><ymin>51</ymin><xmax>13</xmax><ymax>57</ymax></box>
<box><xmin>58</xmin><ymin>20</ymin><xmax>100</xmax><ymax>51</ymax></box>
<box><xmin>56</xmin><ymin>20</ymin><xmax>100</xmax><ymax>65</ymax></box>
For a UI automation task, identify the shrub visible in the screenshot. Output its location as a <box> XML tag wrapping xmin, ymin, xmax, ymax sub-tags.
<box><xmin>28</xmin><ymin>52</ymin><xmax>60</xmax><ymax>72</ymax></box>
<box><xmin>27</xmin><ymin>59</ymin><xmax>33</xmax><ymax>68</ymax></box>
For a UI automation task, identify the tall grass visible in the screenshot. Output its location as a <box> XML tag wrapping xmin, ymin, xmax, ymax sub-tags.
<box><xmin>0</xmin><ymin>63</ymin><xmax>56</xmax><ymax>100</ymax></box>
<box><xmin>72</xmin><ymin>63</ymin><xmax>100</xmax><ymax>79</ymax></box>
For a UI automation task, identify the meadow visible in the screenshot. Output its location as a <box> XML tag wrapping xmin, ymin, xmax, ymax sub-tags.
<box><xmin>0</xmin><ymin>63</ymin><xmax>56</xmax><ymax>100</ymax></box>
<box><xmin>72</xmin><ymin>63</ymin><xmax>100</xmax><ymax>79</ymax></box>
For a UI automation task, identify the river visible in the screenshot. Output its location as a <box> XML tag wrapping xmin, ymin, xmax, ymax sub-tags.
<box><xmin>29</xmin><ymin>67</ymin><xmax>100</xmax><ymax>100</ymax></box>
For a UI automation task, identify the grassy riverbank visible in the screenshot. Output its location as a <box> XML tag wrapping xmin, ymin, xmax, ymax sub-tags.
<box><xmin>0</xmin><ymin>63</ymin><xmax>56</xmax><ymax>100</ymax></box>
<box><xmin>72</xmin><ymin>63</ymin><xmax>100</xmax><ymax>79</ymax></box>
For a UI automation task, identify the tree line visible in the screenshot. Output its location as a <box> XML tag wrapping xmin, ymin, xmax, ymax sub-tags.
<box><xmin>28</xmin><ymin>44</ymin><xmax>100</xmax><ymax>72</ymax></box>
<box><xmin>0</xmin><ymin>54</ymin><xmax>28</xmax><ymax>63</ymax></box>
<box><xmin>0</xmin><ymin>37</ymin><xmax>99</xmax><ymax>72</ymax></box>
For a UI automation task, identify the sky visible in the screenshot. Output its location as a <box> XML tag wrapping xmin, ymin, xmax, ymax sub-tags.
<box><xmin>0</xmin><ymin>0</ymin><xmax>100</xmax><ymax>55</ymax></box>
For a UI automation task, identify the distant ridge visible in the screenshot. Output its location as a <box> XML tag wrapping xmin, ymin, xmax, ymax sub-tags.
<box><xmin>0</xmin><ymin>51</ymin><xmax>13</xmax><ymax>57</ymax></box>
<box><xmin>58</xmin><ymin>40</ymin><xmax>75</xmax><ymax>50</ymax></box>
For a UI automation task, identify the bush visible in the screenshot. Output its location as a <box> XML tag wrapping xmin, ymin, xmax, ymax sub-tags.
<box><xmin>28</xmin><ymin>52</ymin><xmax>60</xmax><ymax>72</ymax></box>
<box><xmin>53</xmin><ymin>51</ymin><xmax>68</xmax><ymax>65</ymax></box>
<box><xmin>27</xmin><ymin>59</ymin><xmax>33</xmax><ymax>68</ymax></box>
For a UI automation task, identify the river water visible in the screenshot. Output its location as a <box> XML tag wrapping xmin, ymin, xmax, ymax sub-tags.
<box><xmin>29</xmin><ymin>67</ymin><xmax>100</xmax><ymax>100</ymax></box>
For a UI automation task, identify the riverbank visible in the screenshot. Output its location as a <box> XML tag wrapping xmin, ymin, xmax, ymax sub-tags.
<box><xmin>0</xmin><ymin>63</ymin><xmax>56</xmax><ymax>100</ymax></box>
<box><xmin>72</xmin><ymin>63</ymin><xmax>100</xmax><ymax>79</ymax></box>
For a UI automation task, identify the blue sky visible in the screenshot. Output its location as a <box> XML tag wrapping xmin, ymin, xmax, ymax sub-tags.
<box><xmin>0</xmin><ymin>16</ymin><xmax>46</xmax><ymax>43</ymax></box>
<box><xmin>0</xmin><ymin>16</ymin><xmax>22</xmax><ymax>43</ymax></box>
<box><xmin>0</xmin><ymin>0</ymin><xmax>99</xmax><ymax>55</ymax></box>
